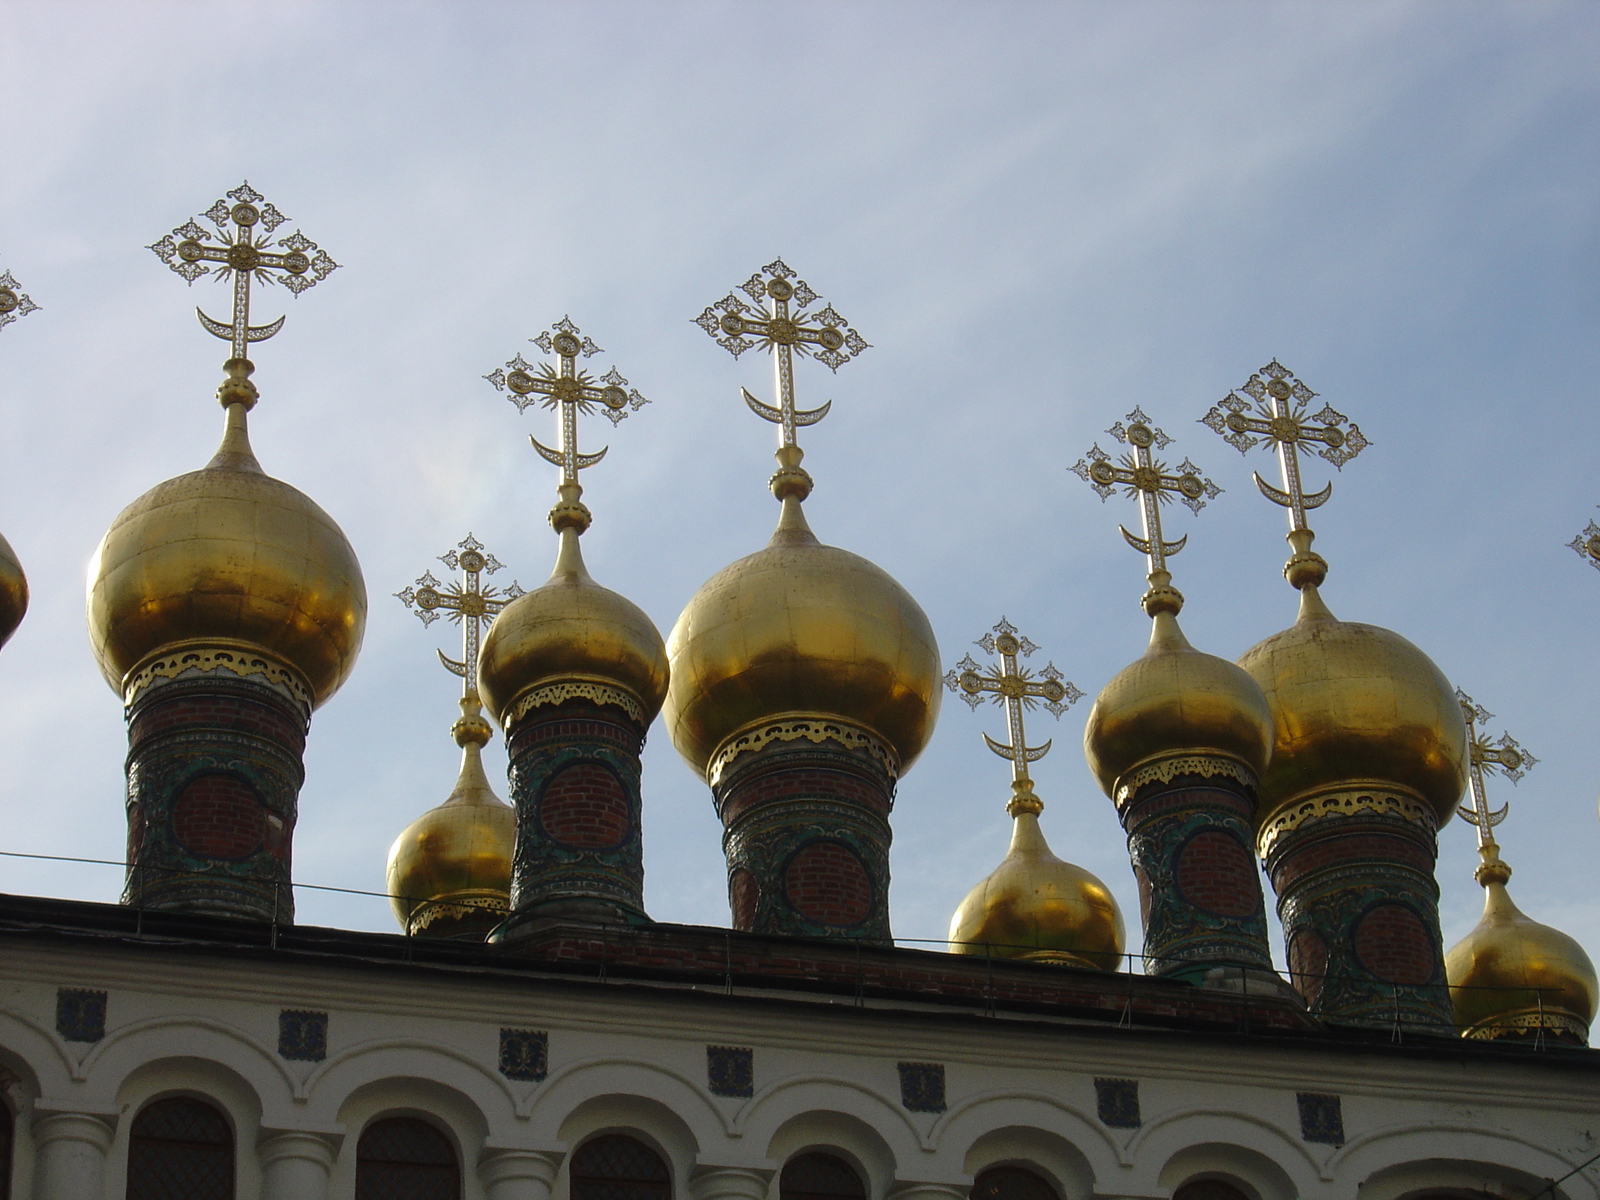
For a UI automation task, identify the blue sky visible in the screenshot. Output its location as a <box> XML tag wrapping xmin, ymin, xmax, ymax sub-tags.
<box><xmin>0</xmin><ymin>1</ymin><xmax>1597</xmax><ymax>976</ymax></box>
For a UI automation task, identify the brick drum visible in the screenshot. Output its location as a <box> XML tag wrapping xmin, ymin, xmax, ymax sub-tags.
<box><xmin>730</xmin><ymin>868</ymin><xmax>759</xmax><ymax>930</ymax></box>
<box><xmin>1288</xmin><ymin>927</ymin><xmax>1330</xmax><ymax>1007</ymax></box>
<box><xmin>172</xmin><ymin>773</ymin><xmax>267</xmax><ymax>861</ymax></box>
<box><xmin>1353</xmin><ymin>902</ymin><xmax>1437</xmax><ymax>986</ymax></box>
<box><xmin>539</xmin><ymin>762</ymin><xmax>630</xmax><ymax>850</ymax></box>
<box><xmin>783</xmin><ymin>840</ymin><xmax>873</xmax><ymax>926</ymax></box>
<box><xmin>1174</xmin><ymin>829</ymin><xmax>1260</xmax><ymax>919</ymax></box>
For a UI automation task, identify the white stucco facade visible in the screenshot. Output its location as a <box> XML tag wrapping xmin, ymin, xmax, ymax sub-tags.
<box><xmin>2</xmin><ymin>920</ymin><xmax>1596</xmax><ymax>1200</ymax></box>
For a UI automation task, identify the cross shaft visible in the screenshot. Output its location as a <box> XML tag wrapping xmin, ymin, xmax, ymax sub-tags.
<box><xmin>148</xmin><ymin>183</ymin><xmax>338</xmax><ymax>364</ymax></box>
<box><xmin>944</xmin><ymin>618</ymin><xmax>1083</xmax><ymax>814</ymax></box>
<box><xmin>396</xmin><ymin>534</ymin><xmax>524</xmax><ymax>698</ymax></box>
<box><xmin>1455</xmin><ymin>688</ymin><xmax>1537</xmax><ymax>854</ymax></box>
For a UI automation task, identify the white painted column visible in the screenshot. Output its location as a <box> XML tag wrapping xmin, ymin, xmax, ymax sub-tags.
<box><xmin>479</xmin><ymin>1148</ymin><xmax>561</xmax><ymax>1200</ymax></box>
<box><xmin>30</xmin><ymin>1107</ymin><xmax>116</xmax><ymax>1200</ymax></box>
<box><xmin>259</xmin><ymin>1130</ymin><xmax>339</xmax><ymax>1200</ymax></box>
<box><xmin>691</xmin><ymin>1166</ymin><xmax>774</xmax><ymax>1200</ymax></box>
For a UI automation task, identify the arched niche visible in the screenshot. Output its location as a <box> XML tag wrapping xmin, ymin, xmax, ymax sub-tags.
<box><xmin>1359</xmin><ymin>1157</ymin><xmax>1581</xmax><ymax>1200</ymax></box>
<box><xmin>961</xmin><ymin>1125</ymin><xmax>1096</xmax><ymax>1200</ymax></box>
<box><xmin>557</xmin><ymin>1092</ymin><xmax>701</xmax><ymax>1200</ymax></box>
<box><xmin>1158</xmin><ymin>1143</ymin><xmax>1295</xmax><ymax>1200</ymax></box>
<box><xmin>108</xmin><ymin>1058</ymin><xmax>265</xmax><ymax>1200</ymax></box>
<box><xmin>330</xmin><ymin>1078</ymin><xmax>490</xmax><ymax>1200</ymax></box>
<box><xmin>780</xmin><ymin>1150</ymin><xmax>867</xmax><ymax>1200</ymax></box>
<box><xmin>125</xmin><ymin>1095</ymin><xmax>236</xmax><ymax>1200</ymax></box>
<box><xmin>355</xmin><ymin>1115</ymin><xmax>462</xmax><ymax>1200</ymax></box>
<box><xmin>765</xmin><ymin>1111</ymin><xmax>897</xmax><ymax>1200</ymax></box>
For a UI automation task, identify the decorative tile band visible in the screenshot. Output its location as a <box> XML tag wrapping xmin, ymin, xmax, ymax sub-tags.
<box><xmin>1297</xmin><ymin>1092</ymin><xmax>1344</xmax><ymax>1145</ymax></box>
<box><xmin>123</xmin><ymin>641</ymin><xmax>313</xmax><ymax>717</ymax></box>
<box><xmin>504</xmin><ymin>679</ymin><xmax>644</xmax><ymax>729</ymax></box>
<box><xmin>278</xmin><ymin>1010</ymin><xmax>327</xmax><ymax>1062</ymax></box>
<box><xmin>898</xmin><ymin>1062</ymin><xmax>946</xmax><ymax>1113</ymax></box>
<box><xmin>707</xmin><ymin>1045</ymin><xmax>754</xmax><ymax>1098</ymax></box>
<box><xmin>1257</xmin><ymin>784</ymin><xmax>1436</xmax><ymax>859</ymax></box>
<box><xmin>709</xmin><ymin>714</ymin><xmax>899</xmax><ymax>790</ymax></box>
<box><xmin>1113</xmin><ymin>752</ymin><xmax>1257</xmax><ymax>809</ymax></box>
<box><xmin>1095</xmin><ymin>1078</ymin><xmax>1141</xmax><ymax>1129</ymax></box>
<box><xmin>56</xmin><ymin>988</ymin><xmax>106</xmax><ymax>1043</ymax></box>
<box><xmin>499</xmin><ymin>1029</ymin><xmax>548</xmax><ymax>1081</ymax></box>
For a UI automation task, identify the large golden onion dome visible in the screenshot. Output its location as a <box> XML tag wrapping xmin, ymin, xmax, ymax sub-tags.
<box><xmin>664</xmin><ymin>495</ymin><xmax>941</xmax><ymax>778</ymax></box>
<box><xmin>1446</xmin><ymin>850</ymin><xmax>1597</xmax><ymax>1043</ymax></box>
<box><xmin>478</xmin><ymin>527</ymin><xmax>668</xmax><ymax>728</ymax></box>
<box><xmin>1085</xmin><ymin>610</ymin><xmax>1272</xmax><ymax>800</ymax></box>
<box><xmin>387</xmin><ymin>697</ymin><xmax>514</xmax><ymax>939</ymax></box>
<box><xmin>0</xmin><ymin>530</ymin><xmax>26</xmax><ymax>650</ymax></box>
<box><xmin>949</xmin><ymin>807</ymin><xmax>1124</xmax><ymax>970</ymax></box>
<box><xmin>1237</xmin><ymin>583</ymin><xmax>1467</xmax><ymax>831</ymax></box>
<box><xmin>86</xmin><ymin>401</ymin><xmax>366</xmax><ymax>705</ymax></box>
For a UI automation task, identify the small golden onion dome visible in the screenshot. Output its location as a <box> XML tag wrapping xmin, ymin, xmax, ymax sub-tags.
<box><xmin>0</xmin><ymin>530</ymin><xmax>26</xmax><ymax>650</ymax></box>
<box><xmin>948</xmin><ymin>807</ymin><xmax>1124</xmax><ymax>970</ymax></box>
<box><xmin>663</xmin><ymin>496</ymin><xmax>941</xmax><ymax>778</ymax></box>
<box><xmin>478</xmin><ymin>528</ymin><xmax>668</xmax><ymax>727</ymax></box>
<box><xmin>1446</xmin><ymin>851</ymin><xmax>1598</xmax><ymax>1042</ymax></box>
<box><xmin>86</xmin><ymin>403</ymin><xmax>366</xmax><ymax>705</ymax></box>
<box><xmin>386</xmin><ymin>697</ymin><xmax>515</xmax><ymax>939</ymax></box>
<box><xmin>1237</xmin><ymin>584</ymin><xmax>1467</xmax><ymax>831</ymax></box>
<box><xmin>1085</xmin><ymin>610</ymin><xmax>1272</xmax><ymax>800</ymax></box>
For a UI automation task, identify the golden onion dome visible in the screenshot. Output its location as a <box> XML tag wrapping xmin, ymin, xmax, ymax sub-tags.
<box><xmin>86</xmin><ymin>404</ymin><xmax>366</xmax><ymax>706</ymax></box>
<box><xmin>478</xmin><ymin>529</ymin><xmax>668</xmax><ymax>727</ymax></box>
<box><xmin>948</xmin><ymin>810</ymin><xmax>1124</xmax><ymax>970</ymax></box>
<box><xmin>1085</xmin><ymin>610</ymin><xmax>1272</xmax><ymax>800</ymax></box>
<box><xmin>1446</xmin><ymin>852</ymin><xmax>1598</xmax><ymax>1042</ymax></box>
<box><xmin>0</xmin><ymin>530</ymin><xmax>26</xmax><ymax>650</ymax></box>
<box><xmin>386</xmin><ymin>698</ymin><xmax>514</xmax><ymax>939</ymax></box>
<box><xmin>664</xmin><ymin>496</ymin><xmax>941</xmax><ymax>778</ymax></box>
<box><xmin>1237</xmin><ymin>584</ymin><xmax>1467</xmax><ymax>831</ymax></box>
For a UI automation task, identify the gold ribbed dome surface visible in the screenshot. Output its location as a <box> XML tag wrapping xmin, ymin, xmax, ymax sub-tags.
<box><xmin>0</xmin><ymin>530</ymin><xmax>26</xmax><ymax>650</ymax></box>
<box><xmin>86</xmin><ymin>411</ymin><xmax>366</xmax><ymax>705</ymax></box>
<box><xmin>664</xmin><ymin>498</ymin><xmax>941</xmax><ymax>777</ymax></box>
<box><xmin>1446</xmin><ymin>864</ymin><xmax>1598</xmax><ymax>1040</ymax></box>
<box><xmin>1237</xmin><ymin>586</ymin><xmax>1467</xmax><ymax>829</ymax></box>
<box><xmin>948</xmin><ymin>812</ymin><xmax>1124</xmax><ymax>970</ymax></box>
<box><xmin>478</xmin><ymin>530</ymin><xmax>668</xmax><ymax>726</ymax></box>
<box><xmin>386</xmin><ymin>704</ymin><xmax>514</xmax><ymax>938</ymax></box>
<box><xmin>1085</xmin><ymin>611</ymin><xmax>1272</xmax><ymax>799</ymax></box>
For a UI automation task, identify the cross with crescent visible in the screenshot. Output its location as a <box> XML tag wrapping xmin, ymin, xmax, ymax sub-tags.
<box><xmin>694</xmin><ymin>259</ymin><xmax>869</xmax><ymax>453</ymax></box>
<box><xmin>396</xmin><ymin>534</ymin><xmax>524</xmax><ymax>699</ymax></box>
<box><xmin>1455</xmin><ymin>688</ymin><xmax>1536</xmax><ymax>855</ymax></box>
<box><xmin>1071</xmin><ymin>408</ymin><xmax>1221</xmax><ymax>610</ymax></box>
<box><xmin>0</xmin><ymin>262</ymin><xmax>40</xmax><ymax>334</ymax></box>
<box><xmin>148</xmin><ymin>182</ymin><xmax>338</xmax><ymax>363</ymax></box>
<box><xmin>944</xmin><ymin>618</ymin><xmax>1083</xmax><ymax>815</ymax></box>
<box><xmin>1567</xmin><ymin>513</ymin><xmax>1600</xmax><ymax>573</ymax></box>
<box><xmin>1199</xmin><ymin>360</ymin><xmax>1368</xmax><ymax>535</ymax></box>
<box><xmin>486</xmin><ymin>316</ymin><xmax>648</xmax><ymax>504</ymax></box>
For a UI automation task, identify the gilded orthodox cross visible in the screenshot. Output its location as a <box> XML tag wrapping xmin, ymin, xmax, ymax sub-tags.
<box><xmin>1199</xmin><ymin>361</ymin><xmax>1367</xmax><ymax>534</ymax></box>
<box><xmin>396</xmin><ymin>534</ymin><xmax>524</xmax><ymax>698</ymax></box>
<box><xmin>1567</xmin><ymin>513</ymin><xmax>1600</xmax><ymax>573</ymax></box>
<box><xmin>1455</xmin><ymin>688</ymin><xmax>1536</xmax><ymax>857</ymax></box>
<box><xmin>1071</xmin><ymin>408</ymin><xmax>1221</xmax><ymax>613</ymax></box>
<box><xmin>0</xmin><ymin>261</ymin><xmax>39</xmax><ymax>334</ymax></box>
<box><xmin>148</xmin><ymin>182</ymin><xmax>338</xmax><ymax>363</ymax></box>
<box><xmin>485</xmin><ymin>318</ymin><xmax>647</xmax><ymax>532</ymax></box>
<box><xmin>944</xmin><ymin>619</ymin><xmax>1083</xmax><ymax>815</ymax></box>
<box><xmin>695</xmin><ymin>260</ymin><xmax>868</xmax><ymax>495</ymax></box>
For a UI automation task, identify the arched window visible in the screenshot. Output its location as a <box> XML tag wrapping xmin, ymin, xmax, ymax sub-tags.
<box><xmin>781</xmin><ymin>1152</ymin><xmax>866</xmax><ymax>1200</ymax></box>
<box><xmin>1174</xmin><ymin>1182</ymin><xmax>1251</xmax><ymax>1200</ymax></box>
<box><xmin>355</xmin><ymin>1117</ymin><xmax>460</xmax><ymax>1200</ymax></box>
<box><xmin>570</xmin><ymin>1134</ymin><xmax>671</xmax><ymax>1200</ymax></box>
<box><xmin>126</xmin><ymin>1096</ymin><xmax>234</xmax><ymax>1200</ymax></box>
<box><xmin>971</xmin><ymin>1166</ymin><xmax>1057</xmax><ymax>1200</ymax></box>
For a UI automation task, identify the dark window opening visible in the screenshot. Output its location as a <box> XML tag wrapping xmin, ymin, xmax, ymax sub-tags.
<box><xmin>971</xmin><ymin>1166</ymin><xmax>1058</xmax><ymax>1200</ymax></box>
<box><xmin>126</xmin><ymin>1096</ymin><xmax>234</xmax><ymax>1200</ymax></box>
<box><xmin>1174</xmin><ymin>1182</ymin><xmax>1252</xmax><ymax>1200</ymax></box>
<box><xmin>571</xmin><ymin>1133</ymin><xmax>671</xmax><ymax>1200</ymax></box>
<box><xmin>781</xmin><ymin>1152</ymin><xmax>867</xmax><ymax>1200</ymax></box>
<box><xmin>355</xmin><ymin>1117</ymin><xmax>460</xmax><ymax>1200</ymax></box>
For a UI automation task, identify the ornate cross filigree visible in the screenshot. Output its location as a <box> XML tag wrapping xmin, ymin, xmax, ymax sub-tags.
<box><xmin>486</xmin><ymin>316</ymin><xmax>647</xmax><ymax>496</ymax></box>
<box><xmin>1071</xmin><ymin>408</ymin><xmax>1221</xmax><ymax>594</ymax></box>
<box><xmin>0</xmin><ymin>264</ymin><xmax>39</xmax><ymax>333</ymax></box>
<box><xmin>396</xmin><ymin>534</ymin><xmax>524</xmax><ymax>697</ymax></box>
<box><xmin>694</xmin><ymin>258</ymin><xmax>868</xmax><ymax>451</ymax></box>
<box><xmin>943</xmin><ymin>618</ymin><xmax>1083</xmax><ymax>815</ymax></box>
<box><xmin>1567</xmin><ymin>514</ymin><xmax>1600</xmax><ymax>573</ymax></box>
<box><xmin>148</xmin><ymin>182</ymin><xmax>338</xmax><ymax>363</ymax></box>
<box><xmin>1199</xmin><ymin>361</ymin><xmax>1368</xmax><ymax>535</ymax></box>
<box><xmin>1455</xmin><ymin>688</ymin><xmax>1536</xmax><ymax>854</ymax></box>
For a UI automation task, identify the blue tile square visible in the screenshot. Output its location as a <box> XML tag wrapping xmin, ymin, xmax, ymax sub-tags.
<box><xmin>1095</xmin><ymin>1078</ymin><xmax>1141</xmax><ymax>1129</ymax></box>
<box><xmin>1297</xmin><ymin>1092</ymin><xmax>1344</xmax><ymax>1145</ymax></box>
<box><xmin>278</xmin><ymin>1010</ymin><xmax>327</xmax><ymax>1062</ymax></box>
<box><xmin>898</xmin><ymin>1062</ymin><xmax>946</xmax><ymax>1113</ymax></box>
<box><xmin>500</xmin><ymin>1029</ymin><xmax>548</xmax><ymax>1082</ymax></box>
<box><xmin>56</xmin><ymin>989</ymin><xmax>106</xmax><ymax>1043</ymax></box>
<box><xmin>707</xmin><ymin>1045</ymin><xmax>753</xmax><ymax>1098</ymax></box>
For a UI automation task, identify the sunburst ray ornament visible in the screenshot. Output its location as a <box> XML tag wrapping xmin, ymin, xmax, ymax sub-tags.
<box><xmin>0</xmin><ymin>262</ymin><xmax>40</xmax><ymax>333</ymax></box>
